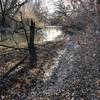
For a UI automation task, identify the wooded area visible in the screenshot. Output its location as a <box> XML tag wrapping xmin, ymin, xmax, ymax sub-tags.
<box><xmin>0</xmin><ymin>0</ymin><xmax>100</xmax><ymax>99</ymax></box>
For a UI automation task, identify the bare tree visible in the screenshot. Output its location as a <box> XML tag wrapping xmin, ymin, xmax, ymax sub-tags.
<box><xmin>0</xmin><ymin>0</ymin><xmax>31</xmax><ymax>41</ymax></box>
<box><xmin>0</xmin><ymin>0</ymin><xmax>31</xmax><ymax>24</ymax></box>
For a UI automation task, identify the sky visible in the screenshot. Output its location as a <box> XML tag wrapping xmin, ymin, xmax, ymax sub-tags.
<box><xmin>43</xmin><ymin>0</ymin><xmax>92</xmax><ymax>13</ymax></box>
<box><xmin>20</xmin><ymin>0</ymin><xmax>57</xmax><ymax>13</ymax></box>
<box><xmin>42</xmin><ymin>0</ymin><xmax>72</xmax><ymax>13</ymax></box>
<box><xmin>20</xmin><ymin>0</ymin><xmax>72</xmax><ymax>13</ymax></box>
<box><xmin>41</xmin><ymin>0</ymin><xmax>58</xmax><ymax>13</ymax></box>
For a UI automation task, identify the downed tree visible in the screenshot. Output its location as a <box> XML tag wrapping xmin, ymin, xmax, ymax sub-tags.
<box><xmin>2</xmin><ymin>56</ymin><xmax>27</xmax><ymax>79</ymax></box>
<box><xmin>0</xmin><ymin>44</ymin><xmax>28</xmax><ymax>50</ymax></box>
<box><xmin>0</xmin><ymin>56</ymin><xmax>27</xmax><ymax>95</ymax></box>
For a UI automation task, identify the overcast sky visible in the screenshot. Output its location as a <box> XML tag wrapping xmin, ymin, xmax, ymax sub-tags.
<box><xmin>20</xmin><ymin>0</ymin><xmax>72</xmax><ymax>13</ymax></box>
<box><xmin>43</xmin><ymin>0</ymin><xmax>72</xmax><ymax>13</ymax></box>
<box><xmin>41</xmin><ymin>0</ymin><xmax>58</xmax><ymax>13</ymax></box>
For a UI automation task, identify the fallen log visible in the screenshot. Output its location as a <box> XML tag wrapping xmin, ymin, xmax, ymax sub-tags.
<box><xmin>0</xmin><ymin>56</ymin><xmax>27</xmax><ymax>95</ymax></box>
<box><xmin>2</xmin><ymin>56</ymin><xmax>27</xmax><ymax>79</ymax></box>
<box><xmin>0</xmin><ymin>44</ymin><xmax>28</xmax><ymax>50</ymax></box>
<box><xmin>0</xmin><ymin>44</ymin><xmax>42</xmax><ymax>50</ymax></box>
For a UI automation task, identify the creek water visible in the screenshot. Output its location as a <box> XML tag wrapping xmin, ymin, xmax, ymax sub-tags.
<box><xmin>42</xmin><ymin>26</ymin><xmax>63</xmax><ymax>41</ymax></box>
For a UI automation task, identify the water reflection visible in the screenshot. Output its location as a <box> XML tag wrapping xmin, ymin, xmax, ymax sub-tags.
<box><xmin>42</xmin><ymin>26</ymin><xmax>62</xmax><ymax>41</ymax></box>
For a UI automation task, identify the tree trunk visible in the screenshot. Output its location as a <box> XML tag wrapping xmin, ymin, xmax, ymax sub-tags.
<box><xmin>29</xmin><ymin>19</ymin><xmax>37</xmax><ymax>67</ymax></box>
